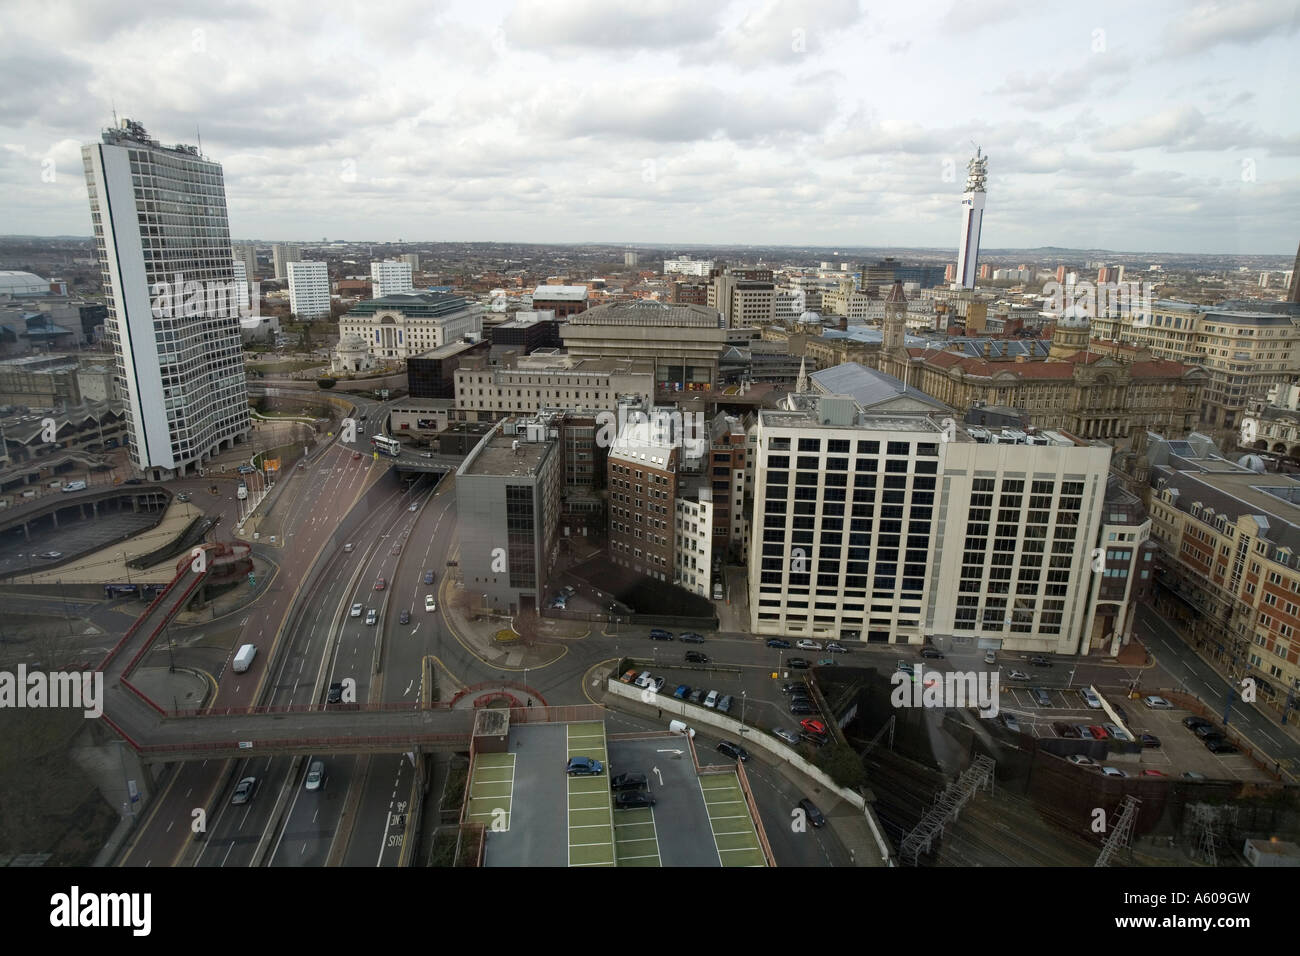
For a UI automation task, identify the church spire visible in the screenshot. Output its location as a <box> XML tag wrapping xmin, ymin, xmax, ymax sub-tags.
<box><xmin>796</xmin><ymin>355</ymin><xmax>807</xmax><ymax>393</ymax></box>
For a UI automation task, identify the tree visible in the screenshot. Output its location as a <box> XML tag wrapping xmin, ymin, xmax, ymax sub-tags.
<box><xmin>317</xmin><ymin>377</ymin><xmax>336</xmax><ymax>389</ymax></box>
<box><xmin>513</xmin><ymin>611</ymin><xmax>540</xmax><ymax>648</ymax></box>
<box><xmin>815</xmin><ymin>742</ymin><xmax>866</xmax><ymax>790</ymax></box>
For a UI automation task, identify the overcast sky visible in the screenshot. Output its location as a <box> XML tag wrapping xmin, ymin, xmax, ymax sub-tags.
<box><xmin>2</xmin><ymin>0</ymin><xmax>1298</xmax><ymax>254</ymax></box>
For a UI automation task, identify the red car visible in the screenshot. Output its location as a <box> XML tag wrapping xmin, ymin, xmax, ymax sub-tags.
<box><xmin>1140</xmin><ymin>769</ymin><xmax>1166</xmax><ymax>777</ymax></box>
<box><xmin>1087</xmin><ymin>725</ymin><xmax>1109</xmax><ymax>740</ymax></box>
<box><xmin>800</xmin><ymin>718</ymin><xmax>828</xmax><ymax>736</ymax></box>
<box><xmin>374</xmin><ymin>578</ymin><xmax>386</xmax><ymax>590</ymax></box>
<box><xmin>352</xmin><ymin>451</ymin><xmax>362</xmax><ymax>460</ymax></box>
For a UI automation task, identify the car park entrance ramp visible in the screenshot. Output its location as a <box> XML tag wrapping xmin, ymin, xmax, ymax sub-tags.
<box><xmin>566</xmin><ymin>720</ymin><xmax>615</xmax><ymax>866</ymax></box>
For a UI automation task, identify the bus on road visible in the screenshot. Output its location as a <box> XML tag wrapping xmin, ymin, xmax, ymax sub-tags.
<box><xmin>372</xmin><ymin>435</ymin><xmax>400</xmax><ymax>457</ymax></box>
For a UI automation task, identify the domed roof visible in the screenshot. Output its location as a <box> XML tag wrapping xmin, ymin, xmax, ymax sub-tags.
<box><xmin>1237</xmin><ymin>454</ymin><xmax>1267</xmax><ymax>474</ymax></box>
<box><xmin>337</xmin><ymin>334</ymin><xmax>369</xmax><ymax>351</ymax></box>
<box><xmin>798</xmin><ymin>311</ymin><xmax>821</xmax><ymax>324</ymax></box>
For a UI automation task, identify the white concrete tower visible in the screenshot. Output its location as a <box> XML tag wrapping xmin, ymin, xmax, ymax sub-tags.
<box><xmin>956</xmin><ymin>147</ymin><xmax>988</xmax><ymax>290</ymax></box>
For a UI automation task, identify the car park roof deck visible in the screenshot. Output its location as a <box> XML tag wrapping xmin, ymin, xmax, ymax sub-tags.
<box><xmin>472</xmin><ymin>719</ymin><xmax>768</xmax><ymax>867</ymax></box>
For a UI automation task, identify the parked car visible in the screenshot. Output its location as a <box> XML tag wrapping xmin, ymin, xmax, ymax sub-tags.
<box><xmin>610</xmin><ymin>772</ymin><xmax>648</xmax><ymax>791</ymax></box>
<box><xmin>614</xmin><ymin>791</ymin><xmax>656</xmax><ymax>809</ymax></box>
<box><xmin>1031</xmin><ymin>688</ymin><xmax>1053</xmax><ymax>707</ymax></box>
<box><xmin>919</xmin><ymin>646</ymin><xmax>944</xmax><ymax>659</ymax></box>
<box><xmin>327</xmin><ymin>683</ymin><xmax>344</xmax><ymax>704</ymax></box>
<box><xmin>984</xmin><ymin>650</ymin><xmax>997</xmax><ymax>665</ymax></box>
<box><xmin>797</xmin><ymin>798</ymin><xmax>826</xmax><ymax>828</ymax></box>
<box><xmin>716</xmin><ymin>694</ymin><xmax>733</xmax><ymax>714</ymax></box>
<box><xmin>1183</xmin><ymin>771</ymin><xmax>1208</xmax><ymax>781</ymax></box>
<box><xmin>352</xmin><ymin>452</ymin><xmax>362</xmax><ymax>460</ymax></box>
<box><xmin>1104</xmin><ymin>723</ymin><xmax>1132</xmax><ymax>742</ymax></box>
<box><xmin>789</xmin><ymin>700</ymin><xmax>814</xmax><ymax>715</ymax></box>
<box><xmin>350</xmin><ymin>603</ymin><xmax>363</xmax><ymax>618</ymax></box>
<box><xmin>679</xmin><ymin>632</ymin><xmax>705</xmax><ymax>644</ymax></box>
<box><xmin>1140</xmin><ymin>769</ymin><xmax>1166</xmax><ymax>777</ymax></box>
<box><xmin>1140</xmin><ymin>733</ymin><xmax>1161</xmax><ymax>748</ymax></box>
<box><xmin>1067</xmin><ymin>754</ymin><xmax>1096</xmax><ymax>767</ymax></box>
<box><xmin>1183</xmin><ymin>716</ymin><xmax>1212</xmax><ymax>732</ymax></box>
<box><xmin>788</xmin><ymin>658</ymin><xmax>811</xmax><ymax>669</ymax></box>
<box><xmin>1029</xmin><ymin>656</ymin><xmax>1053</xmax><ymax>667</ymax></box>
<box><xmin>772</xmin><ymin>727</ymin><xmax>800</xmax><ymax>745</ymax></box>
<box><xmin>651</xmin><ymin>676</ymin><xmax>666</xmax><ymax>693</ymax></box>
<box><xmin>684</xmin><ymin>651</ymin><xmax>710</xmax><ymax>664</ymax></box>
<box><xmin>1087</xmin><ymin>726</ymin><xmax>1110</xmax><ymax>740</ymax></box>
<box><xmin>688</xmin><ymin>688</ymin><xmax>706</xmax><ymax>705</ymax></box>
<box><xmin>816</xmin><ymin>658</ymin><xmax>837</xmax><ymax>666</ymax></box>
<box><xmin>766</xmin><ymin>638</ymin><xmax>791</xmax><ymax>649</ymax></box>
<box><xmin>633</xmin><ymin>671</ymin><xmax>652</xmax><ymax>689</ymax></box>
<box><xmin>1007</xmin><ymin>670</ymin><xmax>1031</xmax><ymax>682</ymax></box>
<box><xmin>565</xmin><ymin>757</ymin><xmax>603</xmax><ymax>776</ymax></box>
<box><xmin>673</xmin><ymin>684</ymin><xmax>690</xmax><ymax>699</ymax></box>
<box><xmin>1206</xmin><ymin>739</ymin><xmax>1240</xmax><ymax>755</ymax></box>
<box><xmin>825</xmin><ymin>642</ymin><xmax>849</xmax><ymax>653</ymax></box>
<box><xmin>1080</xmin><ymin>688</ymin><xmax>1102</xmax><ymax>709</ymax></box>
<box><xmin>398</xmin><ymin>609</ymin><xmax>410</xmax><ymax>625</ymax></box>
<box><xmin>780</xmin><ymin>682</ymin><xmax>805</xmax><ymax>695</ymax></box>
<box><xmin>1074</xmin><ymin>724</ymin><xmax>1094</xmax><ymax>739</ymax></box>
<box><xmin>176</xmin><ymin>492</ymin><xmax>191</xmax><ymax>502</ymax></box>
<box><xmin>703</xmin><ymin>690</ymin><xmax>719</xmax><ymax>709</ymax></box>
<box><xmin>231</xmin><ymin>776</ymin><xmax>257</xmax><ymax>805</ymax></box>
<box><xmin>1144</xmin><ymin>696</ymin><xmax>1174</xmax><ymax>709</ymax></box>
<box><xmin>36</xmin><ymin>551</ymin><xmax>62</xmax><ymax>560</ymax></box>
<box><xmin>1055</xmin><ymin>723</ymin><xmax>1082</xmax><ymax>739</ymax></box>
<box><xmin>619</xmin><ymin>669</ymin><xmax>639</xmax><ymax>684</ymax></box>
<box><xmin>1114</xmin><ymin>705</ymin><xmax>1129</xmax><ymax>724</ymax></box>
<box><xmin>800</xmin><ymin>732</ymin><xmax>828</xmax><ymax>747</ymax></box>
<box><xmin>1101</xmin><ymin>766</ymin><xmax>1127</xmax><ymax>778</ymax></box>
<box><xmin>796</xmin><ymin>639</ymin><xmax>822</xmax><ymax>650</ymax></box>
<box><xmin>305</xmin><ymin>760</ymin><xmax>326</xmax><ymax>791</ymax></box>
<box><xmin>716</xmin><ymin>740</ymin><xmax>749</xmax><ymax>762</ymax></box>
<box><xmin>1001</xmin><ymin>713</ymin><xmax>1021</xmax><ymax>733</ymax></box>
<box><xmin>800</xmin><ymin>718</ymin><xmax>828</xmax><ymax>736</ymax></box>
<box><xmin>1193</xmin><ymin>723</ymin><xmax>1223</xmax><ymax>740</ymax></box>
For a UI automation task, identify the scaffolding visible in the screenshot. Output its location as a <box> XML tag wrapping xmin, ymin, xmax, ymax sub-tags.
<box><xmin>899</xmin><ymin>755</ymin><xmax>995</xmax><ymax>865</ymax></box>
<box><xmin>1189</xmin><ymin>803</ymin><xmax>1238</xmax><ymax>866</ymax></box>
<box><xmin>1095</xmin><ymin>795</ymin><xmax>1141</xmax><ymax>867</ymax></box>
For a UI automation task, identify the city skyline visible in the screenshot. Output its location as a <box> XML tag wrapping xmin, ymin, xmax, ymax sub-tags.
<box><xmin>1</xmin><ymin>0</ymin><xmax>1297</xmax><ymax>254</ymax></box>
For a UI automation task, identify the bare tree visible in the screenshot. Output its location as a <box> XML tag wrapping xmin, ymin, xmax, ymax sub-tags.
<box><xmin>513</xmin><ymin>611</ymin><xmax>540</xmax><ymax>648</ymax></box>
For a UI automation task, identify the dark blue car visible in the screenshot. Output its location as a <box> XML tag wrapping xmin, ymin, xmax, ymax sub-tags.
<box><xmin>673</xmin><ymin>684</ymin><xmax>690</xmax><ymax>699</ymax></box>
<box><xmin>565</xmin><ymin>756</ymin><xmax>603</xmax><ymax>776</ymax></box>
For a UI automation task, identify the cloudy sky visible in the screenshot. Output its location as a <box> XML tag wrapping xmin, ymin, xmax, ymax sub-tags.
<box><xmin>2</xmin><ymin>0</ymin><xmax>1298</xmax><ymax>254</ymax></box>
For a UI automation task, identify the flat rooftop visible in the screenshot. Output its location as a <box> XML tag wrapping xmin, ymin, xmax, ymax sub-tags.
<box><xmin>461</xmin><ymin>434</ymin><xmax>550</xmax><ymax>478</ymax></box>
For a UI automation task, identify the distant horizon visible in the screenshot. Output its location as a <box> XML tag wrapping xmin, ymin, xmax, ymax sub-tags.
<box><xmin>2</xmin><ymin>234</ymin><xmax>1295</xmax><ymax>264</ymax></box>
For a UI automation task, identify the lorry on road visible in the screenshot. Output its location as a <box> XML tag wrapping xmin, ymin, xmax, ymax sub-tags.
<box><xmin>233</xmin><ymin>643</ymin><xmax>257</xmax><ymax>673</ymax></box>
<box><xmin>236</xmin><ymin>481</ymin><xmax>248</xmax><ymax>500</ymax></box>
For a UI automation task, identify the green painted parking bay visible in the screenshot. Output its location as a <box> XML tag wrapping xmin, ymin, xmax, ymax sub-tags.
<box><xmin>698</xmin><ymin>772</ymin><xmax>767</xmax><ymax>867</ymax></box>
<box><xmin>566</xmin><ymin>721</ymin><xmax>615</xmax><ymax>867</ymax></box>
<box><xmin>466</xmin><ymin>752</ymin><xmax>515</xmax><ymax>830</ymax></box>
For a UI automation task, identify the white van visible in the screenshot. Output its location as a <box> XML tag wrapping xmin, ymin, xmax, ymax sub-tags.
<box><xmin>668</xmin><ymin>720</ymin><xmax>695</xmax><ymax>738</ymax></box>
<box><xmin>232</xmin><ymin>643</ymin><xmax>257</xmax><ymax>673</ymax></box>
<box><xmin>712</xmin><ymin>582</ymin><xmax>723</xmax><ymax>600</ymax></box>
<box><xmin>236</xmin><ymin>482</ymin><xmax>248</xmax><ymax>500</ymax></box>
<box><xmin>62</xmin><ymin>480</ymin><xmax>87</xmax><ymax>492</ymax></box>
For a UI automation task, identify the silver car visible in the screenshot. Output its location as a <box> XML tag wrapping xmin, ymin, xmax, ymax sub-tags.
<box><xmin>305</xmin><ymin>760</ymin><xmax>325</xmax><ymax>792</ymax></box>
<box><xmin>773</xmin><ymin>727</ymin><xmax>800</xmax><ymax>745</ymax></box>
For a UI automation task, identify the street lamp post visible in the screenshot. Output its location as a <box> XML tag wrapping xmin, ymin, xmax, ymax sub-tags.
<box><xmin>740</xmin><ymin>690</ymin><xmax>747</xmax><ymax>736</ymax></box>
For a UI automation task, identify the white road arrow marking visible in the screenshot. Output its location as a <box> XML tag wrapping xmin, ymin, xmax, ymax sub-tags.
<box><xmin>652</xmin><ymin>767</ymin><xmax>663</xmax><ymax>786</ymax></box>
